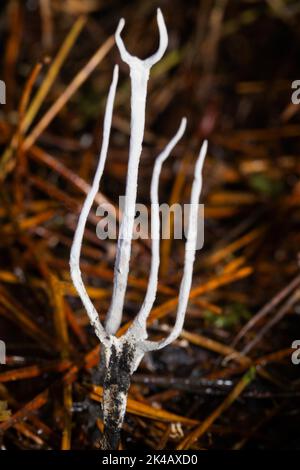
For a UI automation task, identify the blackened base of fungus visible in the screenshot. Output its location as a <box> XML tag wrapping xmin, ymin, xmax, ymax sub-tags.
<box><xmin>100</xmin><ymin>341</ymin><xmax>135</xmax><ymax>450</ymax></box>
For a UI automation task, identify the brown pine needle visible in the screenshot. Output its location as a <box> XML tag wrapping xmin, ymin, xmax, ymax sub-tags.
<box><xmin>23</xmin><ymin>15</ymin><xmax>86</xmax><ymax>134</ymax></box>
<box><xmin>176</xmin><ymin>367</ymin><xmax>256</xmax><ymax>449</ymax></box>
<box><xmin>62</xmin><ymin>383</ymin><xmax>72</xmax><ymax>450</ymax></box>
<box><xmin>1</xmin><ymin>209</ymin><xmax>57</xmax><ymax>234</ymax></box>
<box><xmin>0</xmin><ymin>286</ymin><xmax>57</xmax><ymax>350</ymax></box>
<box><xmin>118</xmin><ymin>266</ymin><xmax>252</xmax><ymax>336</ymax></box>
<box><xmin>0</xmin><ymin>361</ymin><xmax>71</xmax><ymax>383</ymax></box>
<box><xmin>180</xmin><ymin>330</ymin><xmax>251</xmax><ymax>367</ymax></box>
<box><xmin>91</xmin><ymin>385</ymin><xmax>200</xmax><ymax>426</ymax></box>
<box><xmin>29</xmin><ymin>145</ymin><xmax>116</xmax><ymax>213</ymax></box>
<box><xmin>0</xmin><ymin>16</ymin><xmax>86</xmax><ymax>179</ymax></box>
<box><xmin>207</xmin><ymin>227</ymin><xmax>264</xmax><ymax>265</ymax></box>
<box><xmin>160</xmin><ymin>153</ymin><xmax>192</xmax><ymax>277</ymax></box>
<box><xmin>0</xmin><ymin>389</ymin><xmax>49</xmax><ymax>432</ymax></box>
<box><xmin>23</xmin><ymin>35</ymin><xmax>114</xmax><ymax>150</ymax></box>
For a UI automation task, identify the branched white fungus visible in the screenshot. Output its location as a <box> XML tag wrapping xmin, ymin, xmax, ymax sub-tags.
<box><xmin>70</xmin><ymin>8</ymin><xmax>207</xmax><ymax>449</ymax></box>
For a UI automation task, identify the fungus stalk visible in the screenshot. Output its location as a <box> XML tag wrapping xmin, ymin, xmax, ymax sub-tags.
<box><xmin>70</xmin><ymin>8</ymin><xmax>207</xmax><ymax>450</ymax></box>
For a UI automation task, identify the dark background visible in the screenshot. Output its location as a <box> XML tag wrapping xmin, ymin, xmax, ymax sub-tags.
<box><xmin>0</xmin><ymin>0</ymin><xmax>300</xmax><ymax>450</ymax></box>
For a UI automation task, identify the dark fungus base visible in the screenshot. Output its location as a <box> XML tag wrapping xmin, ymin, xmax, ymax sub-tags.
<box><xmin>100</xmin><ymin>342</ymin><xmax>135</xmax><ymax>450</ymax></box>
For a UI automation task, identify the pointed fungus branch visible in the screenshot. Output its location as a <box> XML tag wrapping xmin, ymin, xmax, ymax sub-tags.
<box><xmin>70</xmin><ymin>8</ymin><xmax>207</xmax><ymax>450</ymax></box>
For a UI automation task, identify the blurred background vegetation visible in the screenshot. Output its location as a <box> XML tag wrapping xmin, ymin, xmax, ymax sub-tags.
<box><xmin>0</xmin><ymin>0</ymin><xmax>300</xmax><ymax>450</ymax></box>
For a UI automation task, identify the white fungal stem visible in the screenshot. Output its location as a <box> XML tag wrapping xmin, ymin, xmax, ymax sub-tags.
<box><xmin>70</xmin><ymin>65</ymin><xmax>119</xmax><ymax>345</ymax></box>
<box><xmin>69</xmin><ymin>9</ymin><xmax>208</xmax><ymax>450</ymax></box>
<box><xmin>128</xmin><ymin>118</ymin><xmax>187</xmax><ymax>339</ymax></box>
<box><xmin>141</xmin><ymin>139</ymin><xmax>208</xmax><ymax>352</ymax></box>
<box><xmin>105</xmin><ymin>8</ymin><xmax>168</xmax><ymax>335</ymax></box>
